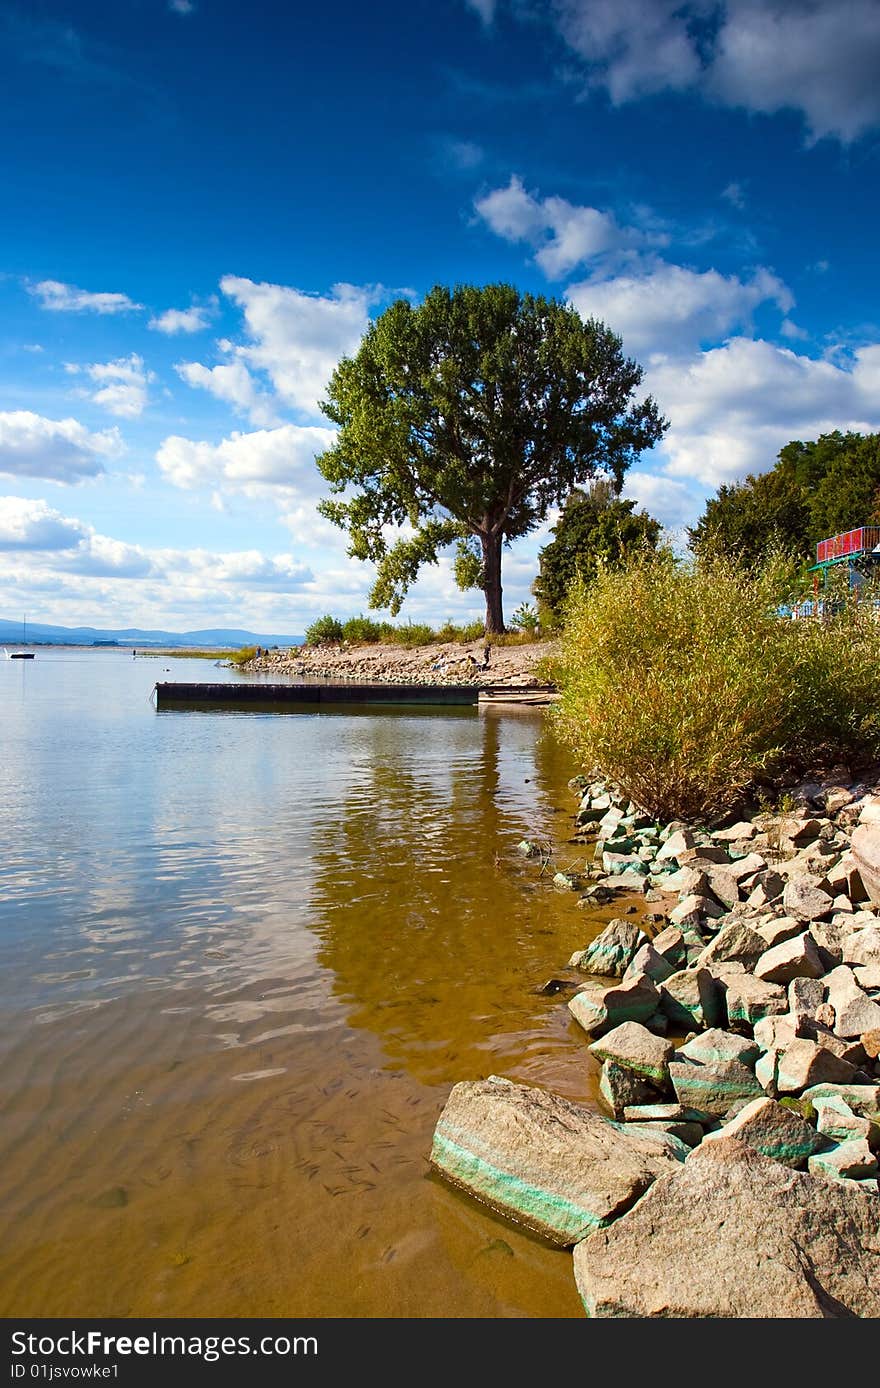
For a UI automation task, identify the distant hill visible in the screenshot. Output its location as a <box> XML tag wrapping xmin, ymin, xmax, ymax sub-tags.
<box><xmin>0</xmin><ymin>618</ymin><xmax>303</xmax><ymax>648</ymax></box>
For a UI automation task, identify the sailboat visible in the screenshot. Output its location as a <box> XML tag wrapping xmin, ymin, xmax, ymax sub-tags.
<box><xmin>5</xmin><ymin>615</ymin><xmax>35</xmax><ymax>659</ymax></box>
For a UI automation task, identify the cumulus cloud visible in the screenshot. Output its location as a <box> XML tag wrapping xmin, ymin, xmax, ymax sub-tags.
<box><xmin>567</xmin><ymin>263</ymin><xmax>793</xmax><ymax>356</ymax></box>
<box><xmin>149</xmin><ymin>305</ymin><xmax>213</xmax><ymax>334</ymax></box>
<box><xmin>474</xmin><ymin>175</ymin><xmax>660</xmax><ymax>278</ymax></box>
<box><xmin>619</xmin><ymin>470</ymin><xmax>703</xmax><ymax>529</ymax></box>
<box><xmin>548</xmin><ymin>0</ymin><xmax>880</xmax><ymax>143</ymax></box>
<box><xmin>0</xmin><ymin>496</ymin><xmax>88</xmax><ymax>550</ymax></box>
<box><xmin>0</xmin><ymin>411</ymin><xmax>121</xmax><ymax>483</ymax></box>
<box><xmin>28</xmin><ymin>279</ymin><xmax>143</xmax><ymax>314</ymax></box>
<box><xmin>175</xmin><ymin>358</ymin><xmax>279</xmax><ymax>427</ymax></box>
<box><xmin>647</xmin><ymin>337</ymin><xmax>880</xmax><ymax>486</ymax></box>
<box><xmin>68</xmin><ymin>354</ymin><xmax>155</xmax><ymax>418</ymax></box>
<box><xmin>218</xmin><ymin>276</ymin><xmax>375</xmax><ymax>418</ymax></box>
<box><xmin>156</xmin><ymin>422</ymin><xmax>336</xmax><ymax>497</ymax></box>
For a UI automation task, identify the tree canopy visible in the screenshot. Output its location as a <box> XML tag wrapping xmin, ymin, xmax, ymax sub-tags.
<box><xmin>689</xmin><ymin>431</ymin><xmax>880</xmax><ymax>567</ymax></box>
<box><xmin>315</xmin><ymin>283</ymin><xmax>666</xmax><ymax>632</ymax></box>
<box><xmin>532</xmin><ymin>479</ymin><xmax>662</xmax><ymax>625</ymax></box>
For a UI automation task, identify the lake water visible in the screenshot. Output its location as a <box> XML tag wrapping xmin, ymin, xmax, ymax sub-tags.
<box><xmin>0</xmin><ymin>648</ymin><xmax>613</xmax><ymax>1318</ymax></box>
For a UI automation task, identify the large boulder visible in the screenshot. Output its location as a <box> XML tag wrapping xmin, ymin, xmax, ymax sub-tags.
<box><xmin>669</xmin><ymin>1057</ymin><xmax>763</xmax><ymax>1117</ymax></box>
<box><xmin>711</xmin><ymin>965</ymin><xmax>788</xmax><ymax>1028</ymax></box>
<box><xmin>572</xmin><ymin>1137</ymin><xmax>880</xmax><ymax>1318</ymax></box>
<box><xmin>429</xmin><ymin>1076</ymin><xmax>685</xmax><ymax>1247</ymax></box>
<box><xmin>658</xmin><ymin>968</ymin><xmax>721</xmax><ymax>1030</ymax></box>
<box><xmin>695</xmin><ymin>920</ymin><xmax>767</xmax><ymax>971</ymax></box>
<box><xmin>825</xmin><ymin>965</ymin><xmax>880</xmax><ymax>1039</ymax></box>
<box><xmin>774</xmin><ymin>1038</ymin><xmax>858</xmax><ymax>1093</ymax></box>
<box><xmin>677</xmin><ymin>1028</ymin><xmax>760</xmax><ymax>1068</ymax></box>
<box><xmin>783</xmin><ymin>876</ymin><xmax>834</xmax><ymax>922</ymax></box>
<box><xmin>754</xmin><ymin>931</ymin><xmax>825</xmax><ymax>985</ymax></box>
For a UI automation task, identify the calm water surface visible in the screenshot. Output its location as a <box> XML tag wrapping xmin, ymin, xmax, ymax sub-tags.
<box><xmin>0</xmin><ymin>649</ymin><xmax>615</xmax><ymax>1318</ymax></box>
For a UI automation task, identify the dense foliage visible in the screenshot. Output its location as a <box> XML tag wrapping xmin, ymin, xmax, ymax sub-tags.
<box><xmin>533</xmin><ymin>480</ymin><xmax>661</xmax><ymax>625</ymax></box>
<box><xmin>550</xmin><ymin>553</ymin><xmax>880</xmax><ymax>821</ymax></box>
<box><xmin>689</xmin><ymin>431</ymin><xmax>880</xmax><ymax>567</ymax></box>
<box><xmin>315</xmin><ymin>283</ymin><xmax>666</xmax><ymax>633</ymax></box>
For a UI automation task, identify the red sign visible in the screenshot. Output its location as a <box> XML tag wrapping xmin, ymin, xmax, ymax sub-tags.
<box><xmin>816</xmin><ymin>527</ymin><xmax>880</xmax><ymax>563</ymax></box>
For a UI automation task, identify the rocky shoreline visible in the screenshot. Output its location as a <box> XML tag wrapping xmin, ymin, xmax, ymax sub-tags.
<box><xmin>431</xmin><ymin>770</ymin><xmax>880</xmax><ymax>1317</ymax></box>
<box><xmin>244</xmin><ymin>637</ymin><xmax>556</xmax><ymax>688</ymax></box>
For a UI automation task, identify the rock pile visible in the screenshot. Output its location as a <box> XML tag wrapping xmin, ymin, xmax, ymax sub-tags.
<box><xmin>431</xmin><ymin>770</ymin><xmax>880</xmax><ymax>1317</ymax></box>
<box><xmin>244</xmin><ymin>639</ymin><xmax>555</xmax><ymax>688</ymax></box>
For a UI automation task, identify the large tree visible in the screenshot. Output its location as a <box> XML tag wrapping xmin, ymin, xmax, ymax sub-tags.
<box><xmin>533</xmin><ymin>479</ymin><xmax>662</xmax><ymax>625</ymax></box>
<box><xmin>689</xmin><ymin>431</ymin><xmax>880</xmax><ymax>568</ymax></box>
<box><xmin>315</xmin><ymin>283</ymin><xmax>666</xmax><ymax>633</ymax></box>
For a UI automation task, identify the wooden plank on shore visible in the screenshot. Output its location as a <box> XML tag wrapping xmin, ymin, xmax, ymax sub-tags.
<box><xmin>154</xmin><ymin>681</ymin><xmax>479</xmax><ymax>708</ymax></box>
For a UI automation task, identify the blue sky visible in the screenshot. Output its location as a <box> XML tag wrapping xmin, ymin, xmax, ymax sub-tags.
<box><xmin>2</xmin><ymin>0</ymin><xmax>880</xmax><ymax>632</ymax></box>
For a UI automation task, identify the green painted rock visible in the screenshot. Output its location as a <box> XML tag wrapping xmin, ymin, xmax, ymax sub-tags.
<box><xmin>702</xmin><ymin>1096</ymin><xmax>824</xmax><ymax>1169</ymax></box>
<box><xmin>808</xmin><ymin>1138</ymin><xmax>878</xmax><ymax>1182</ymax></box>
<box><xmin>775</xmin><ymin>1039</ymin><xmax>858</xmax><ymax>1094</ymax></box>
<box><xmin>801</xmin><ymin>1083</ymin><xmax>880</xmax><ymax>1123</ymax></box>
<box><xmin>589</xmin><ymin>1021</ymin><xmax>674</xmax><ymax>1086</ymax></box>
<box><xmin>575</xmin><ymin>918</ymin><xmax>648</xmax><ymax>978</ymax></box>
<box><xmin>658</xmin><ymin>968</ymin><xmax>722</xmax><ymax>1030</ymax></box>
<box><xmin>677</xmin><ymin>1028</ymin><xmax>760</xmax><ymax>1069</ymax></box>
<box><xmin>569</xmin><ymin>972</ymin><xmax>659</xmax><ymax>1037</ymax></box>
<box><xmin>711</xmin><ymin>965</ymin><xmax>787</xmax><ymax>1028</ymax></box>
<box><xmin>669</xmin><ymin>1058</ymin><xmax>763</xmax><ymax>1118</ymax></box>
<box><xmin>430</xmin><ymin>1076</ymin><xmax>685</xmax><ymax>1247</ymax></box>
<box><xmin>598</xmin><ymin>1060</ymin><xmax>655</xmax><ymax>1118</ymax></box>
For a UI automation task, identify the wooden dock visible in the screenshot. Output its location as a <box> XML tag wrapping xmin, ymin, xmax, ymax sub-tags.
<box><xmin>154</xmin><ymin>681</ymin><xmax>480</xmax><ymax>709</ymax></box>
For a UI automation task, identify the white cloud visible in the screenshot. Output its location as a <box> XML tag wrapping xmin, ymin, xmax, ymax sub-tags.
<box><xmin>466</xmin><ymin>0</ymin><xmax>496</xmax><ymax>22</ymax></box>
<box><xmin>567</xmin><ymin>263</ymin><xmax>793</xmax><ymax>356</ymax></box>
<box><xmin>0</xmin><ymin>496</ymin><xmax>88</xmax><ymax>550</ymax></box>
<box><xmin>156</xmin><ymin>422</ymin><xmax>336</xmax><ymax>497</ymax></box>
<box><xmin>474</xmin><ymin>175</ymin><xmax>656</xmax><ymax>278</ymax></box>
<box><xmin>0</xmin><ymin>410</ymin><xmax>121</xmax><ymax>483</ymax></box>
<box><xmin>548</xmin><ymin>0</ymin><xmax>880</xmax><ymax>143</ymax></box>
<box><xmin>149</xmin><ymin>305</ymin><xmax>213</xmax><ymax>334</ymax></box>
<box><xmin>721</xmin><ymin>181</ymin><xmax>746</xmax><ymax>210</ymax></box>
<box><xmin>647</xmin><ymin>337</ymin><xmax>880</xmax><ymax>486</ymax></box>
<box><xmin>70</xmin><ymin>354</ymin><xmax>155</xmax><ymax>418</ymax></box>
<box><xmin>169</xmin><ymin>0</ymin><xmax>195</xmax><ymax>13</ymax></box>
<box><xmin>28</xmin><ymin>279</ymin><xmax>143</xmax><ymax>314</ymax></box>
<box><xmin>619</xmin><ymin>471</ymin><xmax>702</xmax><ymax>529</ymax></box>
<box><xmin>218</xmin><ymin>276</ymin><xmax>375</xmax><ymax>418</ymax></box>
<box><xmin>175</xmin><ymin>358</ymin><xmax>279</xmax><ymax>427</ymax></box>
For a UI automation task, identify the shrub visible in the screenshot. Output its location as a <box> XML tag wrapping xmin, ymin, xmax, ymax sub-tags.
<box><xmin>305</xmin><ymin>614</ymin><xmax>344</xmax><ymax>645</ymax></box>
<box><xmin>510</xmin><ymin>601</ymin><xmax>540</xmax><ymax>633</ymax></box>
<box><xmin>341</xmin><ymin>614</ymin><xmax>382</xmax><ymax>644</ymax></box>
<box><xmin>228</xmin><ymin>646</ymin><xmax>257</xmax><ymax>666</ymax></box>
<box><xmin>549</xmin><ymin>551</ymin><xmax>880</xmax><ymax>822</ymax></box>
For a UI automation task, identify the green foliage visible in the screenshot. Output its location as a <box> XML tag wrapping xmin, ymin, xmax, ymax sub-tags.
<box><xmin>689</xmin><ymin>431</ymin><xmax>880</xmax><ymax>566</ymax></box>
<box><xmin>533</xmin><ymin>480</ymin><xmax>661</xmax><ymax>623</ymax></box>
<box><xmin>305</xmin><ymin>614</ymin><xmax>344</xmax><ymax>645</ymax></box>
<box><xmin>228</xmin><ymin>646</ymin><xmax>257</xmax><ymax>666</ymax></box>
<box><xmin>434</xmin><ymin>619</ymin><xmax>485</xmax><ymax>643</ymax></box>
<box><xmin>550</xmin><ymin>553</ymin><xmax>880</xmax><ymax>822</ymax></box>
<box><xmin>510</xmin><ymin>601</ymin><xmax>540</xmax><ymax>633</ymax></box>
<box><xmin>341</xmin><ymin>614</ymin><xmax>383</xmax><ymax>643</ymax></box>
<box><xmin>316</xmin><ymin>282</ymin><xmax>666</xmax><ymax>632</ymax></box>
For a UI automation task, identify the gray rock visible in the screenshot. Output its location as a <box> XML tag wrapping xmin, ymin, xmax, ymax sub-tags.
<box><xmin>695</xmin><ymin>920</ymin><xmax>767</xmax><ymax>971</ymax></box>
<box><xmin>429</xmin><ymin>1075</ymin><xmax>686</xmax><ymax>1247</ymax></box>
<box><xmin>651</xmin><ymin>925</ymin><xmax>688</xmax><ymax>969</ymax></box>
<box><xmin>702</xmin><ymin>1096</ymin><xmax>825</xmax><ymax>1169</ymax></box>
<box><xmin>701</xmin><ymin>868</ymin><xmax>742</xmax><ymax>911</ymax></box>
<box><xmin>775</xmin><ymin>1038</ymin><xmax>858</xmax><ymax>1093</ymax></box>
<box><xmin>663</xmin><ymin>865</ymin><xmax>709</xmax><ymax>895</ymax></box>
<box><xmin>659</xmin><ymin>968</ymin><xmax>722</xmax><ymax>1030</ymax></box>
<box><xmin>677</xmin><ymin>1028</ymin><xmax>760</xmax><ymax>1068</ymax></box>
<box><xmin>711</xmin><ymin>821</ymin><xmax>758</xmax><ymax>843</ymax></box>
<box><xmin>622</xmin><ymin>1102</ymin><xmax>713</xmax><ymax>1124</ymax></box>
<box><xmin>628</xmin><ymin>1119</ymin><xmax>705</xmax><ymax>1146</ymax></box>
<box><xmin>669</xmin><ymin>1057</ymin><xmax>763</xmax><ymax>1117</ymax></box>
<box><xmin>572</xmin><ymin>1137</ymin><xmax>880</xmax><ymax>1318</ymax></box>
<box><xmin>589</xmin><ymin>1021</ymin><xmax>673</xmax><ymax>1086</ymax></box>
<box><xmin>802</xmin><ymin>1083</ymin><xmax>880</xmax><ymax>1122</ymax></box>
<box><xmin>568</xmin><ymin>972</ymin><xmax>659</xmax><ymax>1037</ymax></box>
<box><xmin>754</xmin><ymin>931</ymin><xmax>825</xmax><ymax>984</ymax></box>
<box><xmin>855</xmin><ymin>964</ymin><xmax>880</xmax><ymax>990</ymax></box>
<box><xmin>814</xmin><ymin>1095</ymin><xmax>873</xmax><ymax>1144</ymax></box>
<box><xmin>779</xmin><ymin>816</ymin><xmax>823</xmax><ymax>849</ymax></box>
<box><xmin>622</xmin><ymin>941</ymin><xmax>676</xmax><ymax>984</ymax></box>
<box><xmin>599</xmin><ymin>1060</ymin><xmax>656</xmax><ymax>1118</ymax></box>
<box><xmin>808</xmin><ymin>1139</ymin><xmax>878</xmax><ymax>1182</ymax></box>
<box><xmin>783</xmin><ymin>876</ymin><xmax>834</xmax><ymax>922</ymax></box>
<box><xmin>573</xmin><ymin>918</ymin><xmax>647</xmax><ymax>977</ymax></box>
<box><xmin>843</xmin><ymin>927</ymin><xmax>880</xmax><ymax>968</ymax></box>
<box><xmin>655</xmin><ymin>829</ymin><xmax>697</xmax><ymax>864</ymax></box>
<box><xmin>758</xmin><ymin>915</ymin><xmax>804</xmax><ymax>948</ymax></box>
<box><xmin>553</xmin><ymin>870</ymin><xmax>583</xmax><ymax>891</ymax></box>
<box><xmin>712</xmin><ymin>966</ymin><xmax>788</xmax><ymax>1028</ymax></box>
<box><xmin>724</xmin><ymin>852</ymin><xmax>768</xmax><ymax>882</ymax></box>
<box><xmin>825</xmin><ymin>965</ymin><xmax>880</xmax><ymax>1039</ymax></box>
<box><xmin>603</xmin><ymin>870</ymin><xmax>653</xmax><ymax>892</ymax></box>
<box><xmin>788</xmin><ymin>976</ymin><xmax>826</xmax><ymax>1034</ymax></box>
<box><xmin>669</xmin><ymin>893</ymin><xmax>724</xmax><ymax>928</ymax></box>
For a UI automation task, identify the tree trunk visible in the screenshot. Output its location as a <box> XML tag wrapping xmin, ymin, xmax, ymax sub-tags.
<box><xmin>481</xmin><ymin>531</ymin><xmax>505</xmax><ymax>634</ymax></box>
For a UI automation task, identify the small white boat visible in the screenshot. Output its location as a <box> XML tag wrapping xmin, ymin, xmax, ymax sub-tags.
<box><xmin>5</xmin><ymin>614</ymin><xmax>35</xmax><ymax>658</ymax></box>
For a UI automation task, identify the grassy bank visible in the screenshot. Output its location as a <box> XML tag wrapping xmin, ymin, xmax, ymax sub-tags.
<box><xmin>139</xmin><ymin>647</ymin><xmax>260</xmax><ymax>664</ymax></box>
<box><xmin>304</xmin><ymin>615</ymin><xmax>542</xmax><ymax>648</ymax></box>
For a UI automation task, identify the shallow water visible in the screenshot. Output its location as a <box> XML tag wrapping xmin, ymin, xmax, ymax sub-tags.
<box><xmin>0</xmin><ymin>649</ymin><xmax>618</xmax><ymax>1318</ymax></box>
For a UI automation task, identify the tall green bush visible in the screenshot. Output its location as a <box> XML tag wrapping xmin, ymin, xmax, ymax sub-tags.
<box><xmin>550</xmin><ymin>553</ymin><xmax>880</xmax><ymax>821</ymax></box>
